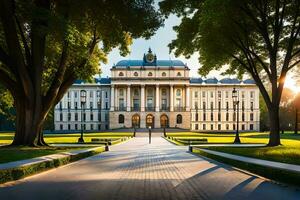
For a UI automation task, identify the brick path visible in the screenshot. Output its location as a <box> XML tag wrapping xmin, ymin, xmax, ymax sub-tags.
<box><xmin>0</xmin><ymin>136</ymin><xmax>300</xmax><ymax>200</ymax></box>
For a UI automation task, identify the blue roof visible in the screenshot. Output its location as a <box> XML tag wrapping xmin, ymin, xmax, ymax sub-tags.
<box><xmin>205</xmin><ymin>78</ymin><xmax>218</xmax><ymax>84</ymax></box>
<box><xmin>190</xmin><ymin>78</ymin><xmax>203</xmax><ymax>84</ymax></box>
<box><xmin>219</xmin><ymin>78</ymin><xmax>241</xmax><ymax>84</ymax></box>
<box><xmin>74</xmin><ymin>78</ymin><xmax>111</xmax><ymax>85</ymax></box>
<box><xmin>243</xmin><ymin>79</ymin><xmax>256</xmax><ymax>84</ymax></box>
<box><xmin>115</xmin><ymin>60</ymin><xmax>186</xmax><ymax>67</ymax></box>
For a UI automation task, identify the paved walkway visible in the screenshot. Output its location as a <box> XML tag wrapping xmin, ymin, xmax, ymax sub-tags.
<box><xmin>1</xmin><ymin>137</ymin><xmax>300</xmax><ymax>200</ymax></box>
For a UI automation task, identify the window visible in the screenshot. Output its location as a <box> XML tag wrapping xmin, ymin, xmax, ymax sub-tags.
<box><xmin>75</xmin><ymin>124</ymin><xmax>78</xmax><ymax>130</ymax></box>
<box><xmin>68</xmin><ymin>113</ymin><xmax>71</xmax><ymax>121</ymax></box>
<box><xmin>242</xmin><ymin>113</ymin><xmax>245</xmax><ymax>121</ymax></box>
<box><xmin>218</xmin><ymin>113</ymin><xmax>221</xmax><ymax>121</ymax></box>
<box><xmin>119</xmin><ymin>89</ymin><xmax>124</xmax><ymax>96</ymax></box>
<box><xmin>210</xmin><ymin>91</ymin><xmax>214</xmax><ymax>98</ymax></box>
<box><xmin>250</xmin><ymin>113</ymin><xmax>254</xmax><ymax>121</ymax></box>
<box><xmin>75</xmin><ymin>113</ymin><xmax>78</xmax><ymax>121</ymax></box>
<box><xmin>74</xmin><ymin>92</ymin><xmax>78</xmax><ymax>98</ymax></box>
<box><xmin>242</xmin><ymin>91</ymin><xmax>245</xmax><ymax>98</ymax></box>
<box><xmin>250</xmin><ymin>91</ymin><xmax>255</xmax><ymax>98</ymax></box>
<box><xmin>60</xmin><ymin>113</ymin><xmax>63</xmax><ymax>121</ymax></box>
<box><xmin>250</xmin><ymin>124</ymin><xmax>254</xmax><ymax>130</ymax></box>
<box><xmin>97</xmin><ymin>90</ymin><xmax>101</xmax><ymax>97</ymax></box>
<box><xmin>233</xmin><ymin>113</ymin><xmax>236</xmax><ymax>121</ymax></box>
<box><xmin>194</xmin><ymin>101</ymin><xmax>198</xmax><ymax>109</ymax></box>
<box><xmin>203</xmin><ymin>124</ymin><xmax>206</xmax><ymax>130</ymax></box>
<box><xmin>203</xmin><ymin>113</ymin><xmax>206</xmax><ymax>121</ymax></box>
<box><xmin>176</xmin><ymin>114</ymin><xmax>182</xmax><ymax>124</ymax></box>
<box><xmin>195</xmin><ymin>113</ymin><xmax>199</xmax><ymax>121</ymax></box>
<box><xmin>68</xmin><ymin>102</ymin><xmax>71</xmax><ymax>109</ymax></box>
<box><xmin>119</xmin><ymin>98</ymin><xmax>125</xmax><ymax>109</ymax></box>
<box><xmin>218</xmin><ymin>124</ymin><xmax>221</xmax><ymax>130</ymax></box>
<box><xmin>218</xmin><ymin>91</ymin><xmax>221</xmax><ymax>98</ymax></box>
<box><xmin>90</xmin><ymin>113</ymin><xmax>94</xmax><ymax>121</ymax></box>
<box><xmin>60</xmin><ymin>124</ymin><xmax>63</xmax><ymax>130</ymax></box>
<box><xmin>177</xmin><ymin>72</ymin><xmax>182</xmax><ymax>76</ymax></box>
<box><xmin>68</xmin><ymin>124</ymin><xmax>71</xmax><ymax>130</ymax></box>
<box><xmin>203</xmin><ymin>102</ymin><xmax>206</xmax><ymax>110</ymax></box>
<box><xmin>105</xmin><ymin>92</ymin><xmax>108</xmax><ymax>98</ymax></box>
<box><xmin>67</xmin><ymin>92</ymin><xmax>70</xmax><ymax>98</ymax></box>
<box><xmin>162</xmin><ymin>89</ymin><xmax>167</xmax><ymax>96</ymax></box>
<box><xmin>90</xmin><ymin>102</ymin><xmax>93</xmax><ymax>110</ymax></box>
<box><xmin>226</xmin><ymin>102</ymin><xmax>229</xmax><ymax>111</ymax></box>
<box><xmin>75</xmin><ymin>102</ymin><xmax>78</xmax><ymax>110</ymax></box>
<box><xmin>211</xmin><ymin>124</ymin><xmax>214</xmax><ymax>130</ymax></box>
<box><xmin>134</xmin><ymin>89</ymin><xmax>139</xmax><ymax>96</ymax></box>
<box><xmin>242</xmin><ymin>101</ymin><xmax>245</xmax><ymax>111</ymax></box>
<box><xmin>210</xmin><ymin>113</ymin><xmax>213</xmax><ymax>121</ymax></box>
<box><xmin>225</xmin><ymin>91</ymin><xmax>229</xmax><ymax>98</ymax></box>
<box><xmin>148</xmin><ymin>72</ymin><xmax>153</xmax><ymax>76</ymax></box>
<box><xmin>98</xmin><ymin>113</ymin><xmax>101</xmax><ymax>122</ymax></box>
<box><xmin>242</xmin><ymin>124</ymin><xmax>245</xmax><ymax>130</ymax></box>
<box><xmin>162</xmin><ymin>72</ymin><xmax>166</xmax><ymax>77</ymax></box>
<box><xmin>134</xmin><ymin>72</ymin><xmax>138</xmax><ymax>77</ymax></box>
<box><xmin>218</xmin><ymin>101</ymin><xmax>221</xmax><ymax>111</ymax></box>
<box><xmin>90</xmin><ymin>91</ymin><xmax>93</xmax><ymax>98</ymax></box>
<box><xmin>250</xmin><ymin>102</ymin><xmax>254</xmax><ymax>111</ymax></box>
<box><xmin>210</xmin><ymin>102</ymin><xmax>213</xmax><ymax>110</ymax></box>
<box><xmin>195</xmin><ymin>124</ymin><xmax>199</xmax><ymax>130</ymax></box>
<box><xmin>105</xmin><ymin>102</ymin><xmax>108</xmax><ymax>109</ymax></box>
<box><xmin>119</xmin><ymin>72</ymin><xmax>124</xmax><ymax>76</ymax></box>
<box><xmin>194</xmin><ymin>91</ymin><xmax>198</xmax><ymax>98</ymax></box>
<box><xmin>233</xmin><ymin>124</ymin><xmax>236</xmax><ymax>130</ymax></box>
<box><xmin>91</xmin><ymin>124</ymin><xmax>94</xmax><ymax>130</ymax></box>
<box><xmin>202</xmin><ymin>91</ymin><xmax>206</xmax><ymax>98</ymax></box>
<box><xmin>226</xmin><ymin>124</ymin><xmax>229</xmax><ymax>130</ymax></box>
<box><xmin>176</xmin><ymin>89</ymin><xmax>181</xmax><ymax>96</ymax></box>
<box><xmin>83</xmin><ymin>113</ymin><xmax>86</xmax><ymax>121</ymax></box>
<box><xmin>226</xmin><ymin>113</ymin><xmax>229</xmax><ymax>121</ymax></box>
<box><xmin>118</xmin><ymin>114</ymin><xmax>124</xmax><ymax>124</ymax></box>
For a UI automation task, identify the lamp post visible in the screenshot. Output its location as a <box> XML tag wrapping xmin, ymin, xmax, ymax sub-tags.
<box><xmin>232</xmin><ymin>87</ymin><xmax>241</xmax><ymax>144</ymax></box>
<box><xmin>148</xmin><ymin>126</ymin><xmax>152</xmax><ymax>144</ymax></box>
<box><xmin>78</xmin><ymin>90</ymin><xmax>86</xmax><ymax>143</ymax></box>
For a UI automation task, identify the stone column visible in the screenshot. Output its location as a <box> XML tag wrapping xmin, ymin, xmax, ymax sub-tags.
<box><xmin>110</xmin><ymin>85</ymin><xmax>115</xmax><ymax>111</ymax></box>
<box><xmin>186</xmin><ymin>86</ymin><xmax>190</xmax><ymax>111</ymax></box>
<box><xmin>141</xmin><ymin>85</ymin><xmax>145</xmax><ymax>112</ymax></box>
<box><xmin>127</xmin><ymin>85</ymin><xmax>131</xmax><ymax>111</ymax></box>
<box><xmin>114</xmin><ymin>87</ymin><xmax>118</xmax><ymax>110</ymax></box>
<box><xmin>155</xmin><ymin>84</ymin><xmax>160</xmax><ymax>112</ymax></box>
<box><xmin>170</xmin><ymin>85</ymin><xmax>174</xmax><ymax>111</ymax></box>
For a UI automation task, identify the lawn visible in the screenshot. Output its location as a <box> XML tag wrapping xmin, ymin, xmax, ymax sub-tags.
<box><xmin>167</xmin><ymin>131</ymin><xmax>300</xmax><ymax>165</ymax></box>
<box><xmin>0</xmin><ymin>146</ymin><xmax>90</xmax><ymax>164</ymax></box>
<box><xmin>0</xmin><ymin>132</ymin><xmax>133</xmax><ymax>145</ymax></box>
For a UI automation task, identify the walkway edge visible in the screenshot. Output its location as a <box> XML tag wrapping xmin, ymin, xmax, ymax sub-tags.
<box><xmin>0</xmin><ymin>146</ymin><xmax>106</xmax><ymax>184</ymax></box>
<box><xmin>192</xmin><ymin>147</ymin><xmax>300</xmax><ymax>186</ymax></box>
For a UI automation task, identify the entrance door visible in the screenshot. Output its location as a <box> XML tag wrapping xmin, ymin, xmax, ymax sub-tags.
<box><xmin>132</xmin><ymin>114</ymin><xmax>140</xmax><ymax>128</ymax></box>
<box><xmin>146</xmin><ymin>114</ymin><xmax>154</xmax><ymax>128</ymax></box>
<box><xmin>160</xmin><ymin>115</ymin><xmax>169</xmax><ymax>128</ymax></box>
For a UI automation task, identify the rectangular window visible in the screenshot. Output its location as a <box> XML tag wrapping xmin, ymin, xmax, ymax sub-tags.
<box><xmin>250</xmin><ymin>102</ymin><xmax>254</xmax><ymax>111</ymax></box>
<box><xmin>210</xmin><ymin>91</ymin><xmax>213</xmax><ymax>98</ymax></box>
<box><xmin>75</xmin><ymin>124</ymin><xmax>78</xmax><ymax>130</ymax></box>
<box><xmin>203</xmin><ymin>113</ymin><xmax>206</xmax><ymax>121</ymax></box>
<box><xmin>226</xmin><ymin>113</ymin><xmax>229</xmax><ymax>121</ymax></box>
<box><xmin>250</xmin><ymin>91</ymin><xmax>254</xmax><ymax>98</ymax></box>
<box><xmin>74</xmin><ymin>91</ymin><xmax>78</xmax><ymax>98</ymax></box>
<box><xmin>90</xmin><ymin>113</ymin><xmax>94</xmax><ymax>121</ymax></box>
<box><xmin>210</xmin><ymin>102</ymin><xmax>213</xmax><ymax>110</ymax></box>
<box><xmin>194</xmin><ymin>91</ymin><xmax>198</xmax><ymax>98</ymax></box>
<box><xmin>225</xmin><ymin>91</ymin><xmax>228</xmax><ymax>98</ymax></box>
<box><xmin>90</xmin><ymin>91</ymin><xmax>93</xmax><ymax>98</ymax></box>
<box><xmin>203</xmin><ymin>102</ymin><xmax>206</xmax><ymax>110</ymax></box>
<box><xmin>83</xmin><ymin>113</ymin><xmax>86</xmax><ymax>121</ymax></box>
<box><xmin>226</xmin><ymin>124</ymin><xmax>229</xmax><ymax>130</ymax></box>
<box><xmin>194</xmin><ymin>101</ymin><xmax>198</xmax><ymax>109</ymax></box>
<box><xmin>119</xmin><ymin>98</ymin><xmax>125</xmax><ymax>109</ymax></box>
<box><xmin>68</xmin><ymin>102</ymin><xmax>71</xmax><ymax>109</ymax></box>
<box><xmin>68</xmin><ymin>124</ymin><xmax>71</xmax><ymax>130</ymax></box>
<box><xmin>195</xmin><ymin>124</ymin><xmax>199</xmax><ymax>130</ymax></box>
<box><xmin>250</xmin><ymin>124</ymin><xmax>254</xmax><ymax>130</ymax></box>
<box><xmin>242</xmin><ymin>113</ymin><xmax>245</xmax><ymax>121</ymax></box>
<box><xmin>90</xmin><ymin>102</ymin><xmax>93</xmax><ymax>110</ymax></box>
<box><xmin>218</xmin><ymin>91</ymin><xmax>221</xmax><ymax>99</ymax></box>
<box><xmin>250</xmin><ymin>113</ymin><xmax>254</xmax><ymax>121</ymax></box>
<box><xmin>105</xmin><ymin>92</ymin><xmax>108</xmax><ymax>98</ymax></box>
<box><xmin>195</xmin><ymin>113</ymin><xmax>199</xmax><ymax>121</ymax></box>
<box><xmin>203</xmin><ymin>124</ymin><xmax>206</xmax><ymax>130</ymax></box>
<box><xmin>233</xmin><ymin>124</ymin><xmax>236</xmax><ymax>130</ymax></box>
<box><xmin>202</xmin><ymin>91</ymin><xmax>206</xmax><ymax>98</ymax></box>
<box><xmin>68</xmin><ymin>113</ymin><xmax>71</xmax><ymax>121</ymax></box>
<box><xmin>75</xmin><ymin>113</ymin><xmax>78</xmax><ymax>121</ymax></box>
<box><xmin>218</xmin><ymin>113</ymin><xmax>221</xmax><ymax>121</ymax></box>
<box><xmin>210</xmin><ymin>113</ymin><xmax>213</xmax><ymax>121</ymax></box>
<box><xmin>211</xmin><ymin>124</ymin><xmax>214</xmax><ymax>130</ymax></box>
<box><xmin>218</xmin><ymin>101</ymin><xmax>221</xmax><ymax>111</ymax></box>
<box><xmin>67</xmin><ymin>92</ymin><xmax>70</xmax><ymax>98</ymax></box>
<box><xmin>242</xmin><ymin>91</ymin><xmax>245</xmax><ymax>98</ymax></box>
<box><xmin>60</xmin><ymin>113</ymin><xmax>63</xmax><ymax>121</ymax></box>
<box><xmin>75</xmin><ymin>102</ymin><xmax>78</xmax><ymax>110</ymax></box>
<box><xmin>60</xmin><ymin>124</ymin><xmax>63</xmax><ymax>130</ymax></box>
<box><xmin>242</xmin><ymin>124</ymin><xmax>245</xmax><ymax>130</ymax></box>
<box><xmin>105</xmin><ymin>102</ymin><xmax>108</xmax><ymax>109</ymax></box>
<box><xmin>226</xmin><ymin>102</ymin><xmax>229</xmax><ymax>111</ymax></box>
<box><xmin>98</xmin><ymin>113</ymin><xmax>101</xmax><ymax>122</ymax></box>
<box><xmin>218</xmin><ymin>124</ymin><xmax>221</xmax><ymax>130</ymax></box>
<box><xmin>91</xmin><ymin>124</ymin><xmax>94</xmax><ymax>130</ymax></box>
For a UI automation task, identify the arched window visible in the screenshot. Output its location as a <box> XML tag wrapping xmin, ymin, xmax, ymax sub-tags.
<box><xmin>119</xmin><ymin>72</ymin><xmax>124</xmax><ymax>77</ymax></box>
<box><xmin>177</xmin><ymin>72</ymin><xmax>182</xmax><ymax>76</ymax></box>
<box><xmin>162</xmin><ymin>72</ymin><xmax>166</xmax><ymax>77</ymax></box>
<box><xmin>177</xmin><ymin>114</ymin><xmax>182</xmax><ymax>124</ymax></box>
<box><xmin>148</xmin><ymin>72</ymin><xmax>153</xmax><ymax>76</ymax></box>
<box><xmin>134</xmin><ymin>72</ymin><xmax>138</xmax><ymax>77</ymax></box>
<box><xmin>118</xmin><ymin>114</ymin><xmax>125</xmax><ymax>124</ymax></box>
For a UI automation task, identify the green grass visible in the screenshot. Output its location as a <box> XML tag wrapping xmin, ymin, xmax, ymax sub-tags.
<box><xmin>0</xmin><ymin>146</ymin><xmax>91</xmax><ymax>164</ymax></box>
<box><xmin>0</xmin><ymin>132</ymin><xmax>133</xmax><ymax>145</ymax></box>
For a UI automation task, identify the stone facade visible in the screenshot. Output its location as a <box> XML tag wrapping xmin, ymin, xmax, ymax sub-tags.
<box><xmin>54</xmin><ymin>49</ymin><xmax>260</xmax><ymax>132</ymax></box>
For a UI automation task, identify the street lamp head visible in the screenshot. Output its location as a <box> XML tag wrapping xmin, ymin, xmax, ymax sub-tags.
<box><xmin>80</xmin><ymin>90</ymin><xmax>87</xmax><ymax>103</ymax></box>
<box><xmin>149</xmin><ymin>126</ymin><xmax>151</xmax><ymax>130</ymax></box>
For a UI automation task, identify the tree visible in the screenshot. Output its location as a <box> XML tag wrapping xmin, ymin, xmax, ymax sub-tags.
<box><xmin>0</xmin><ymin>0</ymin><xmax>162</xmax><ymax>146</ymax></box>
<box><xmin>294</xmin><ymin>93</ymin><xmax>300</xmax><ymax>134</ymax></box>
<box><xmin>160</xmin><ymin>0</ymin><xmax>300</xmax><ymax>146</ymax></box>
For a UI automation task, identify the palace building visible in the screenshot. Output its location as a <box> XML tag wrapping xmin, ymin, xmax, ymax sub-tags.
<box><xmin>54</xmin><ymin>49</ymin><xmax>260</xmax><ymax>132</ymax></box>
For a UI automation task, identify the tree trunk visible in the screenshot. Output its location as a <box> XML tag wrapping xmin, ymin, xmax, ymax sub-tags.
<box><xmin>268</xmin><ymin>106</ymin><xmax>281</xmax><ymax>146</ymax></box>
<box><xmin>11</xmin><ymin>98</ymin><xmax>47</xmax><ymax>146</ymax></box>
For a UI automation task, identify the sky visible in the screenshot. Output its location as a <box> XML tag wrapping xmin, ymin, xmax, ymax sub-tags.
<box><xmin>99</xmin><ymin>13</ymin><xmax>300</xmax><ymax>93</ymax></box>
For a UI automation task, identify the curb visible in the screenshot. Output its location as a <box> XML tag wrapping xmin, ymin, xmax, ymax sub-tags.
<box><xmin>0</xmin><ymin>146</ymin><xmax>106</xmax><ymax>184</ymax></box>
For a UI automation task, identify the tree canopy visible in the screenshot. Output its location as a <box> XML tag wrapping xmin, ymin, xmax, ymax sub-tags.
<box><xmin>0</xmin><ymin>0</ymin><xmax>162</xmax><ymax>146</ymax></box>
<box><xmin>160</xmin><ymin>0</ymin><xmax>300</xmax><ymax>146</ymax></box>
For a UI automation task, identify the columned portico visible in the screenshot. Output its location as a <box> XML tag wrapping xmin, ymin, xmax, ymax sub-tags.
<box><xmin>127</xmin><ymin>85</ymin><xmax>131</xmax><ymax>111</ymax></box>
<box><xmin>155</xmin><ymin>84</ymin><xmax>160</xmax><ymax>112</ymax></box>
<box><xmin>141</xmin><ymin>85</ymin><xmax>145</xmax><ymax>112</ymax></box>
<box><xmin>170</xmin><ymin>85</ymin><xmax>174</xmax><ymax>112</ymax></box>
<box><xmin>110</xmin><ymin>85</ymin><xmax>115</xmax><ymax>111</ymax></box>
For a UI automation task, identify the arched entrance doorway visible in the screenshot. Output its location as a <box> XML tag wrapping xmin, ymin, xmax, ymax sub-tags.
<box><xmin>132</xmin><ymin>114</ymin><xmax>140</xmax><ymax>128</ymax></box>
<box><xmin>146</xmin><ymin>114</ymin><xmax>154</xmax><ymax>128</ymax></box>
<box><xmin>160</xmin><ymin>114</ymin><xmax>169</xmax><ymax>128</ymax></box>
